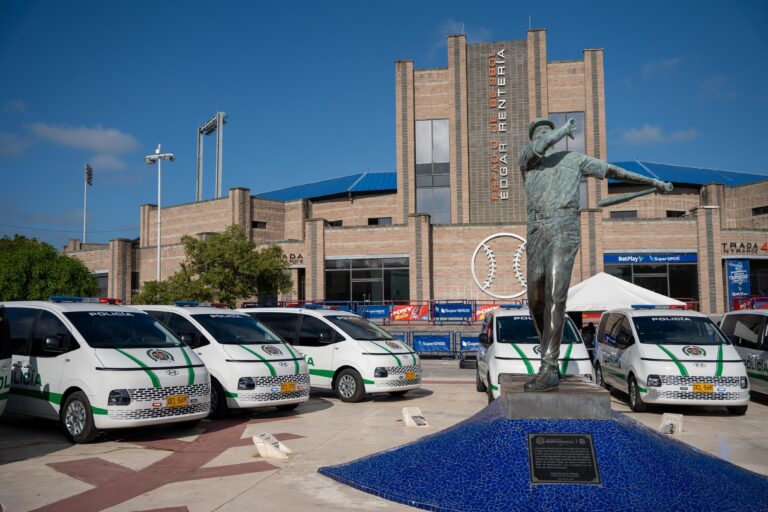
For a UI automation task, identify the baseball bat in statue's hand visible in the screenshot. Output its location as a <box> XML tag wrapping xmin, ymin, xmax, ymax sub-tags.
<box><xmin>597</xmin><ymin>179</ymin><xmax>673</xmax><ymax>207</ymax></box>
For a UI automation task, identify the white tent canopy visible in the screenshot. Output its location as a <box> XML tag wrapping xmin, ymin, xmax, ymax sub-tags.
<box><xmin>566</xmin><ymin>272</ymin><xmax>686</xmax><ymax>312</ymax></box>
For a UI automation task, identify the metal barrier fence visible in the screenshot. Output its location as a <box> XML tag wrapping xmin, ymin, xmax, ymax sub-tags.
<box><xmin>375</xmin><ymin>331</ymin><xmax>482</xmax><ymax>359</ymax></box>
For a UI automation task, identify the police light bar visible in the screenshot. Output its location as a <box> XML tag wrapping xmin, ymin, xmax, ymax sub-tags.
<box><xmin>500</xmin><ymin>304</ymin><xmax>523</xmax><ymax>309</ymax></box>
<box><xmin>99</xmin><ymin>298</ymin><xmax>122</xmax><ymax>304</ymax></box>
<box><xmin>49</xmin><ymin>296</ymin><xmax>84</xmax><ymax>303</ymax></box>
<box><xmin>210</xmin><ymin>302</ymin><xmax>228</xmax><ymax>308</ymax></box>
<box><xmin>49</xmin><ymin>296</ymin><xmax>122</xmax><ymax>304</ymax></box>
<box><xmin>631</xmin><ymin>304</ymin><xmax>656</xmax><ymax>309</ymax></box>
<box><xmin>174</xmin><ymin>301</ymin><xmax>200</xmax><ymax>307</ymax></box>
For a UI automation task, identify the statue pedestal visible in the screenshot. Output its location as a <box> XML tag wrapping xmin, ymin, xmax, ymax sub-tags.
<box><xmin>498</xmin><ymin>374</ymin><xmax>610</xmax><ymax>419</ymax></box>
<box><xmin>320</xmin><ymin>382</ymin><xmax>768</xmax><ymax>511</ymax></box>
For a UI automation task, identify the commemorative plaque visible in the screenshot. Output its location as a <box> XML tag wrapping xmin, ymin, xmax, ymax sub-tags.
<box><xmin>528</xmin><ymin>433</ymin><xmax>600</xmax><ymax>484</ymax></box>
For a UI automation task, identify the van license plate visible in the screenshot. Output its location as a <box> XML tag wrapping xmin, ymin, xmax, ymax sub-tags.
<box><xmin>692</xmin><ymin>383</ymin><xmax>713</xmax><ymax>393</ymax></box>
<box><xmin>281</xmin><ymin>382</ymin><xmax>296</xmax><ymax>393</ymax></box>
<box><xmin>405</xmin><ymin>371</ymin><xmax>416</xmax><ymax>380</ymax></box>
<box><xmin>167</xmin><ymin>394</ymin><xmax>188</xmax><ymax>408</ymax></box>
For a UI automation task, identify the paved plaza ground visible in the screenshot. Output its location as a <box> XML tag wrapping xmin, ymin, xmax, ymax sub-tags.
<box><xmin>0</xmin><ymin>360</ymin><xmax>766</xmax><ymax>512</ymax></box>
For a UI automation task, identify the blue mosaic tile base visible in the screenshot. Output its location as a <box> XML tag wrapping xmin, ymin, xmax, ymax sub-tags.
<box><xmin>319</xmin><ymin>401</ymin><xmax>768</xmax><ymax>511</ymax></box>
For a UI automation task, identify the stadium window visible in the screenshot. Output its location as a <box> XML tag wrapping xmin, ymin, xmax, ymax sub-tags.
<box><xmin>252</xmin><ymin>221</ymin><xmax>267</xmax><ymax>229</ymax></box>
<box><xmin>368</xmin><ymin>217</ymin><xmax>392</xmax><ymax>226</ymax></box>
<box><xmin>752</xmin><ymin>205</ymin><xmax>768</xmax><ymax>216</ymax></box>
<box><xmin>415</xmin><ymin>119</ymin><xmax>451</xmax><ymax>224</ymax></box>
<box><xmin>666</xmin><ymin>210</ymin><xmax>686</xmax><ymax>218</ymax></box>
<box><xmin>610</xmin><ymin>210</ymin><xmax>637</xmax><ymax>220</ymax></box>
<box><xmin>326</xmin><ymin>220</ymin><xmax>342</xmax><ymax>227</ymax></box>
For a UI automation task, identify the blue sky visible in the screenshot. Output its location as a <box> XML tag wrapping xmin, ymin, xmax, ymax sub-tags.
<box><xmin>1</xmin><ymin>0</ymin><xmax>766</xmax><ymax>248</ymax></box>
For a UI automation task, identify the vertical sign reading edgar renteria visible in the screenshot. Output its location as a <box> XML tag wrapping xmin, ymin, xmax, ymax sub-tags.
<box><xmin>726</xmin><ymin>259</ymin><xmax>751</xmax><ymax>311</ymax></box>
<box><xmin>488</xmin><ymin>49</ymin><xmax>509</xmax><ymax>201</ymax></box>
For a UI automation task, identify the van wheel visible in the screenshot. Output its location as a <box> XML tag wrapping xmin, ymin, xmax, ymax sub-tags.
<box><xmin>628</xmin><ymin>376</ymin><xmax>647</xmax><ymax>412</ymax></box>
<box><xmin>209</xmin><ymin>380</ymin><xmax>229</xmax><ymax>419</ymax></box>
<box><xmin>61</xmin><ymin>391</ymin><xmax>99</xmax><ymax>443</ymax></box>
<box><xmin>277</xmin><ymin>403</ymin><xmax>300</xmax><ymax>412</ymax></box>
<box><xmin>727</xmin><ymin>405</ymin><xmax>748</xmax><ymax>416</ymax></box>
<box><xmin>335</xmin><ymin>369</ymin><xmax>365</xmax><ymax>403</ymax></box>
<box><xmin>486</xmin><ymin>373</ymin><xmax>495</xmax><ymax>404</ymax></box>
<box><xmin>595</xmin><ymin>364</ymin><xmax>609</xmax><ymax>390</ymax></box>
<box><xmin>476</xmin><ymin>369</ymin><xmax>487</xmax><ymax>392</ymax></box>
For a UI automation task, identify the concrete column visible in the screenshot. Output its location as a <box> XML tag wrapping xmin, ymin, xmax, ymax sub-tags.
<box><xmin>527</xmin><ymin>29</ymin><xmax>548</xmax><ymax>120</ymax></box>
<box><xmin>228</xmin><ymin>187</ymin><xmax>252</xmax><ymax>238</ymax></box>
<box><xmin>448</xmin><ymin>34</ymin><xmax>470</xmax><ymax>225</ymax></box>
<box><xmin>584</xmin><ymin>49</ymin><xmax>607</xmax><ymax>207</ymax></box>
<box><xmin>108</xmin><ymin>238</ymin><xmax>132</xmax><ymax>304</ymax></box>
<box><xmin>408</xmin><ymin>213</ymin><xmax>433</xmax><ymax>302</ymax></box>
<box><xmin>694</xmin><ymin>206</ymin><xmax>724</xmax><ymax>313</ymax></box>
<box><xmin>305</xmin><ymin>219</ymin><xmax>326</xmax><ymax>301</ymax></box>
<box><xmin>701</xmin><ymin>183</ymin><xmax>726</xmax><ymax>226</ymax></box>
<box><xmin>395</xmin><ymin>60</ymin><xmax>415</xmax><ymax>225</ymax></box>
<box><xmin>139</xmin><ymin>204</ymin><xmax>155</xmax><ymax>248</ymax></box>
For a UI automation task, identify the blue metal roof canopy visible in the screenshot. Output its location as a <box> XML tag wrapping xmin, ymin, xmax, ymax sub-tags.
<box><xmin>610</xmin><ymin>161</ymin><xmax>768</xmax><ymax>187</ymax></box>
<box><xmin>255</xmin><ymin>172</ymin><xmax>397</xmax><ymax>202</ymax></box>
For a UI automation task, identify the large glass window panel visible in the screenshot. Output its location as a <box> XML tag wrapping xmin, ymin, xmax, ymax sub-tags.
<box><xmin>352</xmin><ymin>269</ymin><xmax>382</xmax><ymax>279</ymax></box>
<box><xmin>351</xmin><ymin>258</ymin><xmax>383</xmax><ymax>269</ymax></box>
<box><xmin>416</xmin><ymin>121</ymin><xmax>432</xmax><ymax>164</ymax></box>
<box><xmin>669</xmin><ymin>264</ymin><xmax>699</xmax><ymax>301</ymax></box>
<box><xmin>384</xmin><ymin>269</ymin><xmax>410</xmax><ymax>301</ymax></box>
<box><xmin>325</xmin><ymin>259</ymin><xmax>350</xmax><ymax>270</ymax></box>
<box><xmin>433</xmin><ymin>162</ymin><xmax>450</xmax><ymax>175</ymax></box>
<box><xmin>416</xmin><ymin>188</ymin><xmax>434</xmax><ymax>214</ymax></box>
<box><xmin>352</xmin><ymin>280</ymin><xmax>383</xmax><ymax>302</ymax></box>
<box><xmin>550</xmin><ymin>112</ymin><xmax>585</xmax><ymax>152</ymax></box>
<box><xmin>433</xmin><ymin>174</ymin><xmax>451</xmax><ymax>187</ymax></box>
<box><xmin>325</xmin><ymin>271</ymin><xmax>351</xmax><ymax>301</ymax></box>
<box><xmin>605</xmin><ymin>264</ymin><xmax>632</xmax><ymax>282</ymax></box>
<box><xmin>416</xmin><ymin>175</ymin><xmax>433</xmax><ymax>187</ymax></box>
<box><xmin>633</xmin><ymin>275</ymin><xmax>669</xmax><ymax>296</ymax></box>
<box><xmin>432</xmin><ymin>119</ymin><xmax>449</xmax><ymax>163</ymax></box>
<box><xmin>382</xmin><ymin>257</ymin><xmax>409</xmax><ymax>268</ymax></box>
<box><xmin>416</xmin><ymin>164</ymin><xmax>433</xmax><ymax>176</ymax></box>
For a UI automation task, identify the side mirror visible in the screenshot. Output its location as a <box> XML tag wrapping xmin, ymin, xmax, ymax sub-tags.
<box><xmin>478</xmin><ymin>333</ymin><xmax>489</xmax><ymax>346</ymax></box>
<box><xmin>44</xmin><ymin>335</ymin><xmax>64</xmax><ymax>352</ymax></box>
<box><xmin>179</xmin><ymin>333</ymin><xmax>195</xmax><ymax>346</ymax></box>
<box><xmin>318</xmin><ymin>331</ymin><xmax>334</xmax><ymax>344</ymax></box>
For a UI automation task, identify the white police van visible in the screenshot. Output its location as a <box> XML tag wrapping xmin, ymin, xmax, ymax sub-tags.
<box><xmin>240</xmin><ymin>307</ymin><xmax>421</xmax><ymax>402</ymax></box>
<box><xmin>2</xmin><ymin>298</ymin><xmax>211</xmax><ymax>442</ymax></box>
<box><xmin>136</xmin><ymin>303</ymin><xmax>310</xmax><ymax>417</ymax></box>
<box><xmin>719</xmin><ymin>309</ymin><xmax>767</xmax><ymax>395</ymax></box>
<box><xmin>0</xmin><ymin>305</ymin><xmax>11</xmax><ymax>416</ymax></box>
<box><xmin>594</xmin><ymin>307</ymin><xmax>750</xmax><ymax>414</ymax></box>
<box><xmin>476</xmin><ymin>308</ymin><xmax>594</xmax><ymax>401</ymax></box>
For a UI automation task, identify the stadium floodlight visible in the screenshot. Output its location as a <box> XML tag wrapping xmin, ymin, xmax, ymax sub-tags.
<box><xmin>144</xmin><ymin>144</ymin><xmax>175</xmax><ymax>281</ymax></box>
<box><xmin>82</xmin><ymin>164</ymin><xmax>93</xmax><ymax>242</ymax></box>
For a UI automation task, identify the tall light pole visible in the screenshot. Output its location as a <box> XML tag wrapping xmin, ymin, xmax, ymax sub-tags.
<box><xmin>144</xmin><ymin>145</ymin><xmax>175</xmax><ymax>281</ymax></box>
<box><xmin>82</xmin><ymin>164</ymin><xmax>93</xmax><ymax>242</ymax></box>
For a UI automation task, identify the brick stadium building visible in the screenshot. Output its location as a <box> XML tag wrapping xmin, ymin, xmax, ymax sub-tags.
<box><xmin>65</xmin><ymin>30</ymin><xmax>768</xmax><ymax>314</ymax></box>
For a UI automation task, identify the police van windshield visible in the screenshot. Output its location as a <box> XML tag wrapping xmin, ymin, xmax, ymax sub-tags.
<box><xmin>192</xmin><ymin>313</ymin><xmax>282</xmax><ymax>344</ymax></box>
<box><xmin>632</xmin><ymin>316</ymin><xmax>729</xmax><ymax>345</ymax></box>
<box><xmin>496</xmin><ymin>316</ymin><xmax>581</xmax><ymax>344</ymax></box>
<box><xmin>65</xmin><ymin>311</ymin><xmax>182</xmax><ymax>349</ymax></box>
<box><xmin>325</xmin><ymin>315</ymin><xmax>395</xmax><ymax>341</ymax></box>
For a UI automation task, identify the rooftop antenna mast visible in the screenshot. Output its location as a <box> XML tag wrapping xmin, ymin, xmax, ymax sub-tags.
<box><xmin>196</xmin><ymin>111</ymin><xmax>228</xmax><ymax>200</ymax></box>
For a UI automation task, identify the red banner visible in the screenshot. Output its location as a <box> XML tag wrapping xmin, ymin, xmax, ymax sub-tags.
<box><xmin>390</xmin><ymin>304</ymin><xmax>430</xmax><ymax>321</ymax></box>
<box><xmin>474</xmin><ymin>304</ymin><xmax>501</xmax><ymax>321</ymax></box>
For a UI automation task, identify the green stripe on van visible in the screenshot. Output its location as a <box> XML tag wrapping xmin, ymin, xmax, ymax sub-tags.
<box><xmin>238</xmin><ymin>345</ymin><xmax>276</xmax><ymax>376</ymax></box>
<box><xmin>282</xmin><ymin>344</ymin><xmax>301</xmax><ymax>374</ymax></box>
<box><xmin>91</xmin><ymin>406</ymin><xmax>108</xmax><ymax>415</ymax></box>
<box><xmin>715</xmin><ymin>344</ymin><xmax>723</xmax><ymax>377</ymax></box>
<box><xmin>560</xmin><ymin>343</ymin><xmax>573</xmax><ymax>375</ymax></box>
<box><xmin>509</xmin><ymin>343</ymin><xmax>534</xmax><ymax>375</ymax></box>
<box><xmin>368</xmin><ymin>341</ymin><xmax>402</xmax><ymax>367</ymax></box>
<box><xmin>115</xmin><ymin>348</ymin><xmax>161</xmax><ymax>388</ymax></box>
<box><xmin>179</xmin><ymin>346</ymin><xmax>195</xmax><ymax>385</ymax></box>
<box><xmin>656</xmin><ymin>344</ymin><xmax>688</xmax><ymax>377</ymax></box>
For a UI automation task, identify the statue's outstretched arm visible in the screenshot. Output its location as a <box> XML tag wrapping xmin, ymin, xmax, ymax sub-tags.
<box><xmin>531</xmin><ymin>118</ymin><xmax>576</xmax><ymax>156</ymax></box>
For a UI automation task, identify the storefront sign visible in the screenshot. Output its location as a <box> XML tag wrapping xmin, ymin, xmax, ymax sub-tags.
<box><xmin>282</xmin><ymin>253</ymin><xmax>304</xmax><ymax>265</ymax></box>
<box><xmin>603</xmin><ymin>253</ymin><xmax>697</xmax><ymax>264</ymax></box>
<box><xmin>726</xmin><ymin>259</ymin><xmax>750</xmax><ymax>311</ymax></box>
<box><xmin>721</xmin><ymin>241</ymin><xmax>768</xmax><ymax>255</ymax></box>
<box><xmin>488</xmin><ymin>49</ymin><xmax>509</xmax><ymax>201</ymax></box>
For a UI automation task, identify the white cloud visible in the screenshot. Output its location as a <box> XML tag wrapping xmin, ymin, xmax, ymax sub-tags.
<box><xmin>699</xmin><ymin>74</ymin><xmax>742</xmax><ymax>101</ymax></box>
<box><xmin>28</xmin><ymin>123</ymin><xmax>140</xmax><ymax>153</ymax></box>
<box><xmin>2</xmin><ymin>100</ymin><xmax>27</xmax><ymax>114</ymax></box>
<box><xmin>641</xmin><ymin>58</ymin><xmax>681</xmax><ymax>79</ymax></box>
<box><xmin>88</xmin><ymin>153</ymin><xmax>128</xmax><ymax>170</ymax></box>
<box><xmin>0</xmin><ymin>132</ymin><xmax>34</xmax><ymax>156</ymax></box>
<box><xmin>619</xmin><ymin>124</ymin><xmax>698</xmax><ymax>145</ymax></box>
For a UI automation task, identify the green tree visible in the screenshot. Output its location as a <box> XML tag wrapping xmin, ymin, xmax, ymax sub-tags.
<box><xmin>0</xmin><ymin>235</ymin><xmax>99</xmax><ymax>300</ymax></box>
<box><xmin>133</xmin><ymin>225</ymin><xmax>292</xmax><ymax>307</ymax></box>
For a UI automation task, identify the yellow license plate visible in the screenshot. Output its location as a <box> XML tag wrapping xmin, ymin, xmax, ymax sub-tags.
<box><xmin>692</xmin><ymin>383</ymin><xmax>713</xmax><ymax>393</ymax></box>
<box><xmin>166</xmin><ymin>394</ymin><xmax>188</xmax><ymax>408</ymax></box>
<box><xmin>280</xmin><ymin>382</ymin><xmax>296</xmax><ymax>393</ymax></box>
<box><xmin>405</xmin><ymin>371</ymin><xmax>416</xmax><ymax>380</ymax></box>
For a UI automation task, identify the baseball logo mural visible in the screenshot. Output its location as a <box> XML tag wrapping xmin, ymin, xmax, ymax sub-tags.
<box><xmin>471</xmin><ymin>232</ymin><xmax>527</xmax><ymax>299</ymax></box>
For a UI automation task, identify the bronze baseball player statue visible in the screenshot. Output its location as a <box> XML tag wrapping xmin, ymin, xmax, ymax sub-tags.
<box><xmin>519</xmin><ymin>117</ymin><xmax>673</xmax><ymax>391</ymax></box>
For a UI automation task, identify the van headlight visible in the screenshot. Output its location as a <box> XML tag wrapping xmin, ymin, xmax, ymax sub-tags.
<box><xmin>238</xmin><ymin>377</ymin><xmax>256</xmax><ymax>390</ymax></box>
<box><xmin>740</xmin><ymin>376</ymin><xmax>748</xmax><ymax>389</ymax></box>
<box><xmin>108</xmin><ymin>389</ymin><xmax>131</xmax><ymax>406</ymax></box>
<box><xmin>647</xmin><ymin>375</ymin><xmax>662</xmax><ymax>387</ymax></box>
<box><xmin>374</xmin><ymin>367</ymin><xmax>389</xmax><ymax>378</ymax></box>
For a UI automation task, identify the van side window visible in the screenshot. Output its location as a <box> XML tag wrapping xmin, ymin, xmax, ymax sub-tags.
<box><xmin>251</xmin><ymin>313</ymin><xmax>299</xmax><ymax>344</ymax></box>
<box><xmin>31</xmin><ymin>311</ymin><xmax>77</xmax><ymax>357</ymax></box>
<box><xmin>723</xmin><ymin>314</ymin><xmax>764</xmax><ymax>350</ymax></box>
<box><xmin>0</xmin><ymin>306</ymin><xmax>11</xmax><ymax>359</ymax></box>
<box><xmin>617</xmin><ymin>317</ymin><xmax>635</xmax><ymax>348</ymax></box>
<box><xmin>167</xmin><ymin>313</ymin><xmax>208</xmax><ymax>348</ymax></box>
<box><xmin>6</xmin><ymin>307</ymin><xmax>36</xmax><ymax>355</ymax></box>
<box><xmin>602</xmin><ymin>314</ymin><xmax>623</xmax><ymax>346</ymax></box>
<box><xmin>297</xmin><ymin>316</ymin><xmax>339</xmax><ymax>347</ymax></box>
